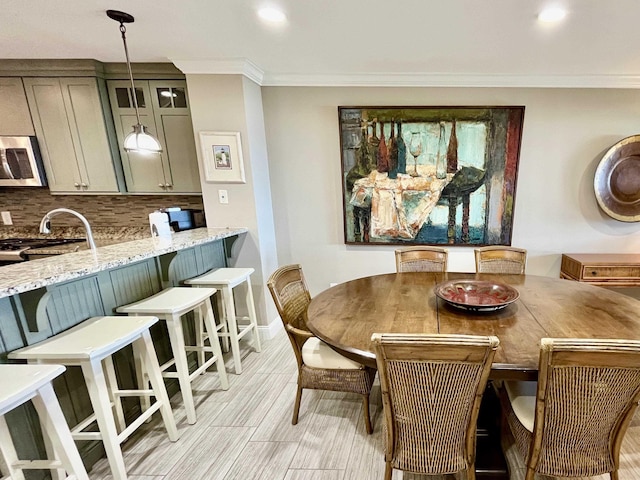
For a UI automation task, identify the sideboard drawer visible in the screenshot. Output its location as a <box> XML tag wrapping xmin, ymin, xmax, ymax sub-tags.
<box><xmin>582</xmin><ymin>266</ymin><xmax>640</xmax><ymax>280</ymax></box>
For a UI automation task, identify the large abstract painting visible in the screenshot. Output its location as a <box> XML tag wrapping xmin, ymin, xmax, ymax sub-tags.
<box><xmin>339</xmin><ymin>106</ymin><xmax>525</xmax><ymax>246</ymax></box>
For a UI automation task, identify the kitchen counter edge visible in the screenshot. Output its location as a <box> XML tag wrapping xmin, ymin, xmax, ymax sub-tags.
<box><xmin>0</xmin><ymin>227</ymin><xmax>247</xmax><ymax>299</ymax></box>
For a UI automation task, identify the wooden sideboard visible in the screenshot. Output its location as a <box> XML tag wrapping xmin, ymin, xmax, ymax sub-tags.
<box><xmin>560</xmin><ymin>253</ymin><xmax>640</xmax><ymax>287</ymax></box>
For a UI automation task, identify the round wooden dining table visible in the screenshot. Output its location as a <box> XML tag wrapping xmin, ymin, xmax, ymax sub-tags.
<box><xmin>306</xmin><ymin>272</ymin><xmax>640</xmax><ymax>380</ymax></box>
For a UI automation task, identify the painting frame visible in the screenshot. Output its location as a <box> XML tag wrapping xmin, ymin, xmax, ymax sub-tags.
<box><xmin>200</xmin><ymin>131</ymin><xmax>246</xmax><ymax>183</ymax></box>
<box><xmin>339</xmin><ymin>106</ymin><xmax>525</xmax><ymax>246</ymax></box>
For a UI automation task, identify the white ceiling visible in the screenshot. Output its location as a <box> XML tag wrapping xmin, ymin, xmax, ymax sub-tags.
<box><xmin>3</xmin><ymin>0</ymin><xmax>640</xmax><ymax>87</ymax></box>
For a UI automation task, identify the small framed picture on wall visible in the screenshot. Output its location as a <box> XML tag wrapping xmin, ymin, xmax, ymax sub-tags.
<box><xmin>199</xmin><ymin>131</ymin><xmax>246</xmax><ymax>183</ymax></box>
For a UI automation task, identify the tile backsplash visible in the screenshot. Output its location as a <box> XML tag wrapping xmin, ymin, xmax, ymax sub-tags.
<box><xmin>0</xmin><ymin>188</ymin><xmax>204</xmax><ymax>228</ymax></box>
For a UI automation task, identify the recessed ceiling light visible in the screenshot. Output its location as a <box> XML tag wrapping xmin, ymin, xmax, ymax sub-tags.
<box><xmin>258</xmin><ymin>7</ymin><xmax>287</xmax><ymax>23</ymax></box>
<box><xmin>538</xmin><ymin>6</ymin><xmax>567</xmax><ymax>23</ymax></box>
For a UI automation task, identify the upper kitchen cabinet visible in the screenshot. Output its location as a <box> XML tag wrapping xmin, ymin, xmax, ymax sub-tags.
<box><xmin>108</xmin><ymin>79</ymin><xmax>201</xmax><ymax>194</ymax></box>
<box><xmin>0</xmin><ymin>78</ymin><xmax>35</xmax><ymax>135</ymax></box>
<box><xmin>23</xmin><ymin>77</ymin><xmax>124</xmax><ymax>194</ymax></box>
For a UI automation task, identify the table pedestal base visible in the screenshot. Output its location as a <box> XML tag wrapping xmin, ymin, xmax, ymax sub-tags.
<box><xmin>476</xmin><ymin>383</ymin><xmax>509</xmax><ymax>478</ymax></box>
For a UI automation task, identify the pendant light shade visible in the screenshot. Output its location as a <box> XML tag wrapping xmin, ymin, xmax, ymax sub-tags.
<box><xmin>107</xmin><ymin>9</ymin><xmax>162</xmax><ymax>155</ymax></box>
<box><xmin>123</xmin><ymin>124</ymin><xmax>163</xmax><ymax>153</ymax></box>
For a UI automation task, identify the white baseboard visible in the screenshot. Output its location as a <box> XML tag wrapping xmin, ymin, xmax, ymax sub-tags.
<box><xmin>258</xmin><ymin>316</ymin><xmax>283</xmax><ymax>340</ymax></box>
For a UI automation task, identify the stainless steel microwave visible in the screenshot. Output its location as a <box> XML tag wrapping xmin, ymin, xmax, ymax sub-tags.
<box><xmin>0</xmin><ymin>136</ymin><xmax>47</xmax><ymax>187</ymax></box>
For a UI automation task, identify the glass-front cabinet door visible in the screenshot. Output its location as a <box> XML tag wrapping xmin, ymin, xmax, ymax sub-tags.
<box><xmin>149</xmin><ymin>80</ymin><xmax>200</xmax><ymax>194</ymax></box>
<box><xmin>107</xmin><ymin>79</ymin><xmax>201</xmax><ymax>194</ymax></box>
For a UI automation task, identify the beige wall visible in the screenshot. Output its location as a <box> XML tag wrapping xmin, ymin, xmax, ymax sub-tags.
<box><xmin>261</xmin><ymin>86</ymin><xmax>640</xmax><ymax>295</ymax></box>
<box><xmin>186</xmin><ymin>74</ymin><xmax>279</xmax><ymax>326</ymax></box>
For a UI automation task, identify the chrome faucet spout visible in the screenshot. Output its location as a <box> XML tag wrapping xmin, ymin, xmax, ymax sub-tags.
<box><xmin>39</xmin><ymin>208</ymin><xmax>97</xmax><ymax>251</ymax></box>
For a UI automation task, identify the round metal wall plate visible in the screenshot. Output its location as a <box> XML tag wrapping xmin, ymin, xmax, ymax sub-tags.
<box><xmin>594</xmin><ymin>134</ymin><xmax>640</xmax><ymax>222</ymax></box>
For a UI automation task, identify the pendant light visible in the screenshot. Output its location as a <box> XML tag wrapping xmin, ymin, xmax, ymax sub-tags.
<box><xmin>107</xmin><ymin>10</ymin><xmax>162</xmax><ymax>154</ymax></box>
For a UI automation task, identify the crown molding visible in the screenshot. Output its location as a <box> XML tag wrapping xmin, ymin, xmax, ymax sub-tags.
<box><xmin>170</xmin><ymin>58</ymin><xmax>640</xmax><ymax>89</ymax></box>
<box><xmin>261</xmin><ymin>72</ymin><xmax>640</xmax><ymax>88</ymax></box>
<box><xmin>0</xmin><ymin>59</ymin><xmax>105</xmax><ymax>77</ymax></box>
<box><xmin>171</xmin><ymin>58</ymin><xmax>264</xmax><ymax>85</ymax></box>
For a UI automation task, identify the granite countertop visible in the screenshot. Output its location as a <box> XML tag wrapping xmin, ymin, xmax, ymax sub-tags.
<box><xmin>0</xmin><ymin>227</ymin><xmax>247</xmax><ymax>299</ymax></box>
<box><xmin>0</xmin><ymin>226</ymin><xmax>151</xmax><ymax>255</ymax></box>
<box><xmin>27</xmin><ymin>237</ymin><xmax>133</xmax><ymax>255</ymax></box>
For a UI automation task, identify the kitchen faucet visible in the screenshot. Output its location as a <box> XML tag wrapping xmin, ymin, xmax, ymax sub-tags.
<box><xmin>39</xmin><ymin>208</ymin><xmax>97</xmax><ymax>252</ymax></box>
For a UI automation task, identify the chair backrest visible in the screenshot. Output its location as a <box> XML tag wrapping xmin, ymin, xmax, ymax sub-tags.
<box><xmin>267</xmin><ymin>264</ymin><xmax>311</xmax><ymax>332</ymax></box>
<box><xmin>372</xmin><ymin>333</ymin><xmax>499</xmax><ymax>476</ymax></box>
<box><xmin>528</xmin><ymin>338</ymin><xmax>640</xmax><ymax>478</ymax></box>
<box><xmin>267</xmin><ymin>264</ymin><xmax>313</xmax><ymax>365</ymax></box>
<box><xmin>474</xmin><ymin>246</ymin><xmax>526</xmax><ymax>274</ymax></box>
<box><xmin>395</xmin><ymin>246</ymin><xmax>448</xmax><ymax>273</ymax></box>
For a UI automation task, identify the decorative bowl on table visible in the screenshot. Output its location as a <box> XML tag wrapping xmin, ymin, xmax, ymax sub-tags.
<box><xmin>434</xmin><ymin>280</ymin><xmax>519</xmax><ymax>312</ymax></box>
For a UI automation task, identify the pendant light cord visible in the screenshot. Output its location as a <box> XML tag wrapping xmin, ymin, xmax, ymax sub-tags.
<box><xmin>119</xmin><ymin>23</ymin><xmax>142</xmax><ymax>126</ymax></box>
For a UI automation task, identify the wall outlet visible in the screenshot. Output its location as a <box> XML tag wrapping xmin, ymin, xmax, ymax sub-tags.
<box><xmin>1</xmin><ymin>211</ymin><xmax>12</xmax><ymax>225</ymax></box>
<box><xmin>218</xmin><ymin>189</ymin><xmax>229</xmax><ymax>204</ymax></box>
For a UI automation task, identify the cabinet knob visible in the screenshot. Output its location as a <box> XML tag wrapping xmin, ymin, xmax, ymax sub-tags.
<box><xmin>74</xmin><ymin>182</ymin><xmax>80</xmax><ymax>188</ymax></box>
<box><xmin>81</xmin><ymin>183</ymin><xmax>88</xmax><ymax>188</ymax></box>
<box><xmin>165</xmin><ymin>183</ymin><xmax>172</xmax><ymax>188</ymax></box>
<box><xmin>159</xmin><ymin>183</ymin><xmax>165</xmax><ymax>188</ymax></box>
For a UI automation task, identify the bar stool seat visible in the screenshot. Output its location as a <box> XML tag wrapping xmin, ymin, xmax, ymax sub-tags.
<box><xmin>0</xmin><ymin>364</ymin><xmax>89</xmax><ymax>480</ymax></box>
<box><xmin>117</xmin><ymin>287</ymin><xmax>229</xmax><ymax>425</ymax></box>
<box><xmin>9</xmin><ymin>316</ymin><xmax>179</xmax><ymax>480</ymax></box>
<box><xmin>185</xmin><ymin>267</ymin><xmax>261</xmax><ymax>374</ymax></box>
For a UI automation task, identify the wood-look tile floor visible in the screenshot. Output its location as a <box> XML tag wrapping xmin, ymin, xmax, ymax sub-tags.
<box><xmin>90</xmin><ymin>331</ymin><xmax>640</xmax><ymax>480</ymax></box>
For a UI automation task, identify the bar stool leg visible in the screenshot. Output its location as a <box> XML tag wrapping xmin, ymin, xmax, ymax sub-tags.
<box><xmin>135</xmin><ymin>331</ymin><xmax>179</xmax><ymax>441</ymax></box>
<box><xmin>81</xmin><ymin>358</ymin><xmax>128</xmax><ymax>480</ymax></box>
<box><xmin>103</xmin><ymin>355</ymin><xmax>126</xmax><ymax>433</ymax></box>
<box><xmin>0</xmin><ymin>414</ymin><xmax>25</xmax><ymax>480</ymax></box>
<box><xmin>215</xmin><ymin>292</ymin><xmax>230</xmax><ymax>353</ymax></box>
<box><xmin>200</xmin><ymin>301</ymin><xmax>230</xmax><ymax>390</ymax></box>
<box><xmin>222</xmin><ymin>285</ymin><xmax>243</xmax><ymax>374</ymax></box>
<box><xmin>41</xmin><ymin>420</ymin><xmax>66</xmax><ymax>480</ymax></box>
<box><xmin>33</xmin><ymin>383</ymin><xmax>90</xmax><ymax>480</ymax></box>
<box><xmin>194</xmin><ymin>308</ymin><xmax>206</xmax><ymax>369</ymax></box>
<box><xmin>165</xmin><ymin>312</ymin><xmax>198</xmax><ymax>424</ymax></box>
<box><xmin>244</xmin><ymin>279</ymin><xmax>262</xmax><ymax>352</ymax></box>
<box><xmin>131</xmin><ymin>340</ymin><xmax>152</xmax><ymax>416</ymax></box>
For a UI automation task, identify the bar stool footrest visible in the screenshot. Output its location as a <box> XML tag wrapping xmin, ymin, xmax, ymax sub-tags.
<box><xmin>11</xmin><ymin>459</ymin><xmax>64</xmax><ymax>470</ymax></box>
<box><xmin>117</xmin><ymin>401</ymin><xmax>162</xmax><ymax>443</ymax></box>
<box><xmin>70</xmin><ymin>400</ymin><xmax>117</xmax><ymax>434</ymax></box>
<box><xmin>162</xmin><ymin>353</ymin><xmax>220</xmax><ymax>382</ymax></box>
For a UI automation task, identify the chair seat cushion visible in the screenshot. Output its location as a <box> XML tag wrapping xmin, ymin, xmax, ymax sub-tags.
<box><xmin>505</xmin><ymin>380</ymin><xmax>537</xmax><ymax>432</ymax></box>
<box><xmin>302</xmin><ymin>337</ymin><xmax>363</xmax><ymax>370</ymax></box>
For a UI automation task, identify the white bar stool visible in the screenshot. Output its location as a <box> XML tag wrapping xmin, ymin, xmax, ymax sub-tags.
<box><xmin>9</xmin><ymin>316</ymin><xmax>179</xmax><ymax>480</ymax></box>
<box><xmin>0</xmin><ymin>364</ymin><xmax>89</xmax><ymax>480</ymax></box>
<box><xmin>185</xmin><ymin>267</ymin><xmax>262</xmax><ymax>375</ymax></box>
<box><xmin>117</xmin><ymin>287</ymin><xmax>229</xmax><ymax>425</ymax></box>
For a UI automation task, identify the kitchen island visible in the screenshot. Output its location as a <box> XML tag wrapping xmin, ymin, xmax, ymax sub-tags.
<box><xmin>0</xmin><ymin>227</ymin><xmax>247</xmax><ymax>298</ymax></box>
<box><xmin>0</xmin><ymin>227</ymin><xmax>247</xmax><ymax>477</ymax></box>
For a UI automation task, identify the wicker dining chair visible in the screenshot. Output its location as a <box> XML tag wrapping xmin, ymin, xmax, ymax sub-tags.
<box><xmin>500</xmin><ymin>338</ymin><xmax>640</xmax><ymax>480</ymax></box>
<box><xmin>395</xmin><ymin>246</ymin><xmax>448</xmax><ymax>273</ymax></box>
<box><xmin>267</xmin><ymin>264</ymin><xmax>377</xmax><ymax>434</ymax></box>
<box><xmin>474</xmin><ymin>246</ymin><xmax>527</xmax><ymax>274</ymax></box>
<box><xmin>372</xmin><ymin>333</ymin><xmax>500</xmax><ymax>480</ymax></box>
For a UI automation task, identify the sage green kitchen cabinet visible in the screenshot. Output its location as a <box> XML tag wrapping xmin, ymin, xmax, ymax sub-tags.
<box><xmin>0</xmin><ymin>78</ymin><xmax>34</xmax><ymax>135</ymax></box>
<box><xmin>107</xmin><ymin>79</ymin><xmax>201</xmax><ymax>194</ymax></box>
<box><xmin>23</xmin><ymin>77</ymin><xmax>124</xmax><ymax>193</ymax></box>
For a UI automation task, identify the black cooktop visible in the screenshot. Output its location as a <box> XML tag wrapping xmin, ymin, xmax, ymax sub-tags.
<box><xmin>0</xmin><ymin>238</ymin><xmax>84</xmax><ymax>251</ymax></box>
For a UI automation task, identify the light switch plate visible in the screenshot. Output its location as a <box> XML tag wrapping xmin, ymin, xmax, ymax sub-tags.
<box><xmin>1</xmin><ymin>211</ymin><xmax>12</xmax><ymax>225</ymax></box>
<box><xmin>218</xmin><ymin>189</ymin><xmax>229</xmax><ymax>204</ymax></box>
